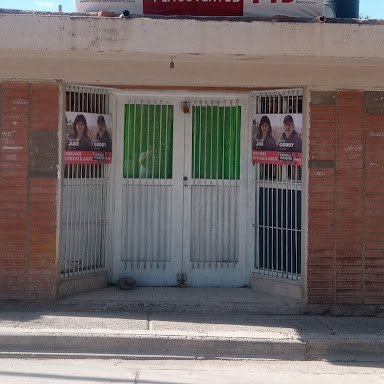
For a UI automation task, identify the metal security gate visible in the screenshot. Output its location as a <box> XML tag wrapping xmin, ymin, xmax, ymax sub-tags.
<box><xmin>251</xmin><ymin>89</ymin><xmax>303</xmax><ymax>281</ymax></box>
<box><xmin>60</xmin><ymin>86</ymin><xmax>111</xmax><ymax>278</ymax></box>
<box><xmin>117</xmin><ymin>99</ymin><xmax>176</xmax><ymax>285</ymax></box>
<box><xmin>112</xmin><ymin>93</ymin><xmax>248</xmax><ymax>287</ymax></box>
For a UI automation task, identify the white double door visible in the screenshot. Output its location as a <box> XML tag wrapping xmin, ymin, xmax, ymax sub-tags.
<box><xmin>112</xmin><ymin>93</ymin><xmax>249</xmax><ymax>287</ymax></box>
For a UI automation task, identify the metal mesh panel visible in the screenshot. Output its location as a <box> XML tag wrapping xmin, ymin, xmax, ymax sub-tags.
<box><xmin>190</xmin><ymin>99</ymin><xmax>240</xmax><ymax>268</ymax></box>
<box><xmin>121</xmin><ymin>100</ymin><xmax>173</xmax><ymax>268</ymax></box>
<box><xmin>254</xmin><ymin>89</ymin><xmax>303</xmax><ymax>280</ymax></box>
<box><xmin>61</xmin><ymin>85</ymin><xmax>111</xmax><ymax>278</ymax></box>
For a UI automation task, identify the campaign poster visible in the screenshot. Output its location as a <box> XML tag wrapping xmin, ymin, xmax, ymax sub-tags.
<box><xmin>251</xmin><ymin>113</ymin><xmax>302</xmax><ymax>166</ymax></box>
<box><xmin>64</xmin><ymin>112</ymin><xmax>113</xmax><ymax>165</ymax></box>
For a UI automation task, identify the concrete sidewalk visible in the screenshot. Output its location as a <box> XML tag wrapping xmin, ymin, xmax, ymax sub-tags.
<box><xmin>0</xmin><ymin>287</ymin><xmax>383</xmax><ymax>362</ymax></box>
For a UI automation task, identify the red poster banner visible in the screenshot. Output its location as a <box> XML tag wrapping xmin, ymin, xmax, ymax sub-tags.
<box><xmin>143</xmin><ymin>0</ymin><xmax>243</xmax><ymax>16</ymax></box>
<box><xmin>64</xmin><ymin>150</ymin><xmax>112</xmax><ymax>165</ymax></box>
<box><xmin>252</xmin><ymin>150</ymin><xmax>302</xmax><ymax>165</ymax></box>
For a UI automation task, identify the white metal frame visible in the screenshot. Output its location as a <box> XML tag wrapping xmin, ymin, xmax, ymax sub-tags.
<box><xmin>248</xmin><ymin>89</ymin><xmax>304</xmax><ymax>282</ymax></box>
<box><xmin>60</xmin><ymin>85</ymin><xmax>114</xmax><ymax>279</ymax></box>
<box><xmin>60</xmin><ymin>86</ymin><xmax>305</xmax><ymax>287</ymax></box>
<box><xmin>111</xmin><ymin>91</ymin><xmax>249</xmax><ymax>287</ymax></box>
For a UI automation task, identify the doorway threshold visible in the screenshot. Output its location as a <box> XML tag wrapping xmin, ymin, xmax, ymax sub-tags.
<box><xmin>57</xmin><ymin>286</ymin><xmax>305</xmax><ymax>315</ymax></box>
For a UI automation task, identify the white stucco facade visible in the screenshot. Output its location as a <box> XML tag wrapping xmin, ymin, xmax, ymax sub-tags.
<box><xmin>0</xmin><ymin>13</ymin><xmax>384</xmax><ymax>89</ymax></box>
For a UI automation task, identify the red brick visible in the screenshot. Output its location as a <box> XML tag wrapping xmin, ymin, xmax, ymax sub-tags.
<box><xmin>309</xmin><ymin>169</ymin><xmax>335</xmax><ymax>179</ymax></box>
<box><xmin>308</xmin><ymin>232</ymin><xmax>334</xmax><ymax>245</ymax></box>
<box><xmin>309</xmin><ymin>225</ymin><xmax>335</xmax><ymax>234</ymax></box>
<box><xmin>366</xmin><ymin>114</ymin><xmax>384</xmax><ymax>123</ymax></box>
<box><xmin>366</xmin><ymin>138</ymin><xmax>384</xmax><ymax>148</ymax></box>
<box><xmin>335</xmin><ymin>224</ymin><xmax>363</xmax><ymax>234</ymax></box>
<box><xmin>307</xmin><ymin>262</ymin><xmax>334</xmax><ymax>271</ymax></box>
<box><xmin>336</xmin><ymin>192</ymin><xmax>363</xmax><ymax>202</ymax></box>
<box><xmin>0</xmin><ymin>193</ymin><xmax>27</xmax><ymax>203</ymax></box>
<box><xmin>366</xmin><ymin>240</ymin><xmax>384</xmax><ymax>249</ymax></box>
<box><xmin>337</xmin><ymin>130</ymin><xmax>364</xmax><ymax>139</ymax></box>
<box><xmin>337</xmin><ymin>120</ymin><xmax>364</xmax><ymax>130</ymax></box>
<box><xmin>0</xmin><ymin>184</ymin><xmax>27</xmax><ymax>194</ymax></box>
<box><xmin>0</xmin><ymin>209</ymin><xmax>27</xmax><ymax>221</ymax></box>
<box><xmin>336</xmin><ymin>160</ymin><xmax>364</xmax><ymax>170</ymax></box>
<box><xmin>336</xmin><ymin>255</ymin><xmax>364</xmax><ymax>265</ymax></box>
<box><xmin>0</xmin><ymin>131</ymin><xmax>28</xmax><ymax>146</ymax></box>
<box><xmin>335</xmin><ymin>183</ymin><xmax>363</xmax><ymax>194</ymax></box>
<box><xmin>336</xmin><ymin>281</ymin><xmax>362</xmax><ymax>290</ymax></box>
<box><xmin>336</xmin><ymin>249</ymin><xmax>362</xmax><ymax>257</ymax></box>
<box><xmin>366</xmin><ymin>251</ymin><xmax>384</xmax><ymax>260</ymax></box>
<box><xmin>365</xmin><ymin>184</ymin><xmax>384</xmax><ymax>194</ymax></box>
<box><xmin>1</xmin><ymin>104</ymin><xmax>29</xmax><ymax>116</ymax></box>
<box><xmin>29</xmin><ymin>193</ymin><xmax>57</xmax><ymax>203</ymax></box>
<box><xmin>0</xmin><ymin>169</ymin><xmax>28</xmax><ymax>178</ymax></box>
<box><xmin>310</xmin><ymin>128</ymin><xmax>336</xmax><ymax>139</ymax></box>
<box><xmin>0</xmin><ymin>152</ymin><xmax>29</xmax><ymax>163</ymax></box>
<box><xmin>0</xmin><ymin>161</ymin><xmax>28</xmax><ymax>171</ymax></box>
<box><xmin>0</xmin><ymin>259</ymin><xmax>25</xmax><ymax>269</ymax></box>
<box><xmin>26</xmin><ymin>288</ymin><xmax>56</xmax><ymax>300</ymax></box>
<box><xmin>364</xmin><ymin>297</ymin><xmax>384</xmax><ymax>305</ymax></box>
<box><xmin>337</xmin><ymin>105</ymin><xmax>364</xmax><ymax>116</ymax></box>
<box><xmin>307</xmin><ymin>272</ymin><xmax>331</xmax><ymax>281</ymax></box>
<box><xmin>365</xmin><ymin>282</ymin><xmax>384</xmax><ymax>291</ymax></box>
<box><xmin>310</xmin><ymin>112</ymin><xmax>336</xmax><ymax>121</ymax></box>
<box><xmin>0</xmin><ymin>178</ymin><xmax>28</xmax><ymax>188</ymax></box>
<box><xmin>30</xmin><ymin>184</ymin><xmax>57</xmax><ymax>195</ymax></box>
<box><xmin>335</xmin><ymin>234</ymin><xmax>363</xmax><ymax>244</ymax></box>
<box><xmin>309</xmin><ymin>183</ymin><xmax>335</xmax><ymax>194</ymax></box>
<box><xmin>307</xmin><ymin>296</ymin><xmax>334</xmax><ymax>305</ymax></box>
<box><xmin>336</xmin><ymin>296</ymin><xmax>363</xmax><ymax>305</ymax></box>
<box><xmin>30</xmin><ymin>83</ymin><xmax>59</xmax><ymax>131</ymax></box>
<box><xmin>2</xmin><ymin>81</ymin><xmax>29</xmax><ymax>92</ymax></box>
<box><xmin>366</xmin><ymin>154</ymin><xmax>384</xmax><ymax>165</ymax></box>
<box><xmin>310</xmin><ymin>120</ymin><xmax>336</xmax><ymax>129</ymax></box>
<box><xmin>310</xmin><ymin>105</ymin><xmax>337</xmax><ymax>114</ymax></box>
<box><xmin>308</xmin><ymin>249</ymin><xmax>334</xmax><ymax>260</ymax></box>
<box><xmin>337</xmin><ymin>90</ymin><xmax>364</xmax><ymax>106</ymax></box>
<box><xmin>335</xmin><ymin>200</ymin><xmax>363</xmax><ymax>210</ymax></box>
<box><xmin>29</xmin><ymin>256</ymin><xmax>56</xmax><ymax>269</ymax></box>
<box><xmin>308</xmin><ymin>281</ymin><xmax>333</xmax><ymax>289</ymax></box>
<box><xmin>366</xmin><ymin>267</ymin><xmax>384</xmax><ymax>279</ymax></box>
<box><xmin>308</xmin><ymin>288</ymin><xmax>334</xmax><ymax>297</ymax></box>
<box><xmin>336</xmin><ymin>272</ymin><xmax>362</xmax><ymax>282</ymax></box>
<box><xmin>309</xmin><ymin>149</ymin><xmax>336</xmax><ymax>161</ymax></box>
<box><xmin>366</xmin><ymin>198</ymin><xmax>384</xmax><ymax>209</ymax></box>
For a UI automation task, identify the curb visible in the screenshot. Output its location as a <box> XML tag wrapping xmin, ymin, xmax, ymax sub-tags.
<box><xmin>0</xmin><ymin>330</ymin><xmax>383</xmax><ymax>361</ymax></box>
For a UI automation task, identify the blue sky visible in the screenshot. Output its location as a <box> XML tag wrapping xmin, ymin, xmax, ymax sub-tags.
<box><xmin>0</xmin><ymin>0</ymin><xmax>383</xmax><ymax>18</ymax></box>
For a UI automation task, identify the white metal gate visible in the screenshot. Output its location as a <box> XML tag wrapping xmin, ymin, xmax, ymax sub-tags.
<box><xmin>250</xmin><ymin>89</ymin><xmax>303</xmax><ymax>281</ymax></box>
<box><xmin>113</xmin><ymin>93</ymin><xmax>248</xmax><ymax>287</ymax></box>
<box><xmin>61</xmin><ymin>87</ymin><xmax>303</xmax><ymax>286</ymax></box>
<box><xmin>61</xmin><ymin>86</ymin><xmax>111</xmax><ymax>278</ymax></box>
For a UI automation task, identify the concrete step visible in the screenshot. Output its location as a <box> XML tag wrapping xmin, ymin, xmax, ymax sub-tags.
<box><xmin>0</xmin><ymin>310</ymin><xmax>383</xmax><ymax>362</ymax></box>
<box><xmin>54</xmin><ymin>287</ymin><xmax>305</xmax><ymax>315</ymax></box>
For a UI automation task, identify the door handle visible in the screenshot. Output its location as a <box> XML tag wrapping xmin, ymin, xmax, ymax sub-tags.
<box><xmin>183</xmin><ymin>176</ymin><xmax>188</xmax><ymax>186</ymax></box>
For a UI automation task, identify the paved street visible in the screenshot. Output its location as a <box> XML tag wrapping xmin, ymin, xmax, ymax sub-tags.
<box><xmin>0</xmin><ymin>359</ymin><xmax>383</xmax><ymax>384</ymax></box>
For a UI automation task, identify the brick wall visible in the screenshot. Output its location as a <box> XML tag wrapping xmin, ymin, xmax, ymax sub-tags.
<box><xmin>0</xmin><ymin>81</ymin><xmax>59</xmax><ymax>300</ymax></box>
<box><xmin>309</xmin><ymin>90</ymin><xmax>384</xmax><ymax>305</ymax></box>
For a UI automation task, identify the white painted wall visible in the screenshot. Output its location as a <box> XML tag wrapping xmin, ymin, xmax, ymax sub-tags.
<box><xmin>0</xmin><ymin>13</ymin><xmax>384</xmax><ymax>89</ymax></box>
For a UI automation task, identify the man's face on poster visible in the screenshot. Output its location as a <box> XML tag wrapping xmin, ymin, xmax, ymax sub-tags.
<box><xmin>98</xmin><ymin>121</ymin><xmax>106</xmax><ymax>136</ymax></box>
<box><xmin>284</xmin><ymin>121</ymin><xmax>294</xmax><ymax>138</ymax></box>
